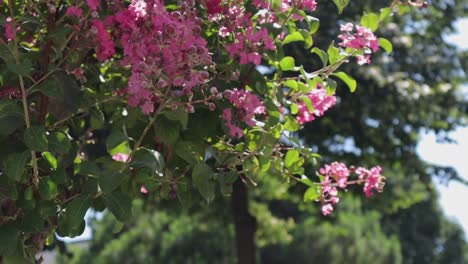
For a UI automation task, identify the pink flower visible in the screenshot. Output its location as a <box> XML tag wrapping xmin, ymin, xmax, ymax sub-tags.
<box><xmin>321</xmin><ymin>203</ymin><xmax>334</xmax><ymax>216</ymax></box>
<box><xmin>338</xmin><ymin>23</ymin><xmax>379</xmax><ymax>65</ymax></box>
<box><xmin>140</xmin><ymin>185</ymin><xmax>149</xmax><ymax>194</ymax></box>
<box><xmin>320</xmin><ymin>162</ymin><xmax>350</xmax><ymax>189</ymax></box>
<box><xmin>112</xmin><ymin>153</ymin><xmax>130</xmax><ymax>163</ymax></box>
<box><xmin>4</xmin><ymin>17</ymin><xmax>15</xmax><ymax>42</ymax></box>
<box><xmin>66</xmin><ymin>6</ymin><xmax>83</xmax><ymax>18</ymax></box>
<box><xmin>296</xmin><ymin>86</ymin><xmax>336</xmax><ymax>124</ymax></box>
<box><xmin>91</xmin><ymin>19</ymin><xmax>115</xmax><ymax>61</ymax></box>
<box><xmin>356</xmin><ymin>166</ymin><xmax>384</xmax><ymax>197</ymax></box>
<box><xmin>86</xmin><ymin>0</ymin><xmax>100</xmax><ymax>11</ymax></box>
<box><xmin>222</xmin><ymin>89</ymin><xmax>265</xmax><ymax>138</ymax></box>
<box><xmin>206</xmin><ymin>0</ymin><xmax>223</xmax><ymax>15</ymax></box>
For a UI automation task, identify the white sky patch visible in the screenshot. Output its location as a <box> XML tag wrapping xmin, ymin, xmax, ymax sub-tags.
<box><xmin>418</xmin><ymin>128</ymin><xmax>468</xmax><ymax>237</ymax></box>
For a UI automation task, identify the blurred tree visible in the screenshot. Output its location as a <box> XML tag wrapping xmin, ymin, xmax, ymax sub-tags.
<box><xmin>56</xmin><ymin>0</ymin><xmax>467</xmax><ymax>263</ymax></box>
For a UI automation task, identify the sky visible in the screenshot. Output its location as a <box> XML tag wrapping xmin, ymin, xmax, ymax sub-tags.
<box><xmin>58</xmin><ymin>18</ymin><xmax>468</xmax><ymax>244</ymax></box>
<box><xmin>417</xmin><ymin>18</ymin><xmax>468</xmax><ymax>236</ymax></box>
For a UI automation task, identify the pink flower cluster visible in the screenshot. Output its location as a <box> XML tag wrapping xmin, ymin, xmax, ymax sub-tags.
<box><xmin>319</xmin><ymin>162</ymin><xmax>385</xmax><ymax>215</ymax></box>
<box><xmin>0</xmin><ymin>86</ymin><xmax>21</xmax><ymax>99</ymax></box>
<box><xmin>296</xmin><ymin>86</ymin><xmax>336</xmax><ymax>125</ymax></box>
<box><xmin>338</xmin><ymin>23</ymin><xmax>379</xmax><ymax>65</ymax></box>
<box><xmin>209</xmin><ymin>1</ymin><xmax>276</xmax><ymax>65</ymax></box>
<box><xmin>319</xmin><ymin>162</ymin><xmax>349</xmax><ymax>215</ymax></box>
<box><xmin>226</xmin><ymin>27</ymin><xmax>275</xmax><ymax>65</ymax></box>
<box><xmin>108</xmin><ymin>0</ymin><xmax>212</xmax><ymax>114</ymax></box>
<box><xmin>223</xmin><ymin>89</ymin><xmax>265</xmax><ymax>138</ymax></box>
<box><xmin>66</xmin><ymin>6</ymin><xmax>83</xmax><ymax>18</ymax></box>
<box><xmin>90</xmin><ymin>19</ymin><xmax>116</xmax><ymax>61</ymax></box>
<box><xmin>356</xmin><ymin>166</ymin><xmax>384</xmax><ymax>198</ymax></box>
<box><xmin>4</xmin><ymin>17</ymin><xmax>16</xmax><ymax>42</ymax></box>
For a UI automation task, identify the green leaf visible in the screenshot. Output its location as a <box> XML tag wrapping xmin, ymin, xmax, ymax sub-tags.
<box><xmin>48</xmin><ymin>132</ymin><xmax>71</xmax><ymax>155</ymax></box>
<box><xmin>7</xmin><ymin>58</ymin><xmax>32</xmax><ymax>76</ymax></box>
<box><xmin>51</xmin><ymin>166</ymin><xmax>66</xmax><ymax>184</ymax></box>
<box><xmin>106</xmin><ymin>131</ymin><xmax>130</xmax><ymax>155</ymax></box>
<box><xmin>332</xmin><ymin>0</ymin><xmax>350</xmax><ymax>14</ymax></box>
<box><xmin>284</xmin><ymin>80</ymin><xmax>298</xmax><ymax>90</ymax></box>
<box><xmin>285</xmin><ymin>150</ymin><xmax>300</xmax><ymax>168</ymax></box>
<box><xmin>311</xmin><ymin>47</ymin><xmax>328</xmax><ymax>67</ymax></box>
<box><xmin>300</xmin><ymin>96</ymin><xmax>314</xmax><ymax>113</ymax></box>
<box><xmin>284</xmin><ymin>115</ymin><xmax>301</xmax><ymax>131</ymax></box>
<box><xmin>303</xmin><ymin>185</ymin><xmax>322</xmax><ymax>202</ymax></box>
<box><xmin>130</xmin><ymin>148</ymin><xmax>165</xmax><ymax>177</ymax></box>
<box><xmin>192</xmin><ymin>163</ymin><xmax>215</xmax><ymax>203</ymax></box>
<box><xmin>3</xmin><ymin>151</ymin><xmax>29</xmax><ymax>181</ymax></box>
<box><xmin>332</xmin><ymin>72</ymin><xmax>357</xmax><ymax>92</ymax></box>
<box><xmin>24</xmin><ymin>126</ymin><xmax>48</xmax><ymax>152</ymax></box>
<box><xmin>38</xmin><ymin>178</ymin><xmax>58</xmax><ymax>200</ymax></box>
<box><xmin>42</xmin><ymin>151</ymin><xmax>58</xmax><ymax>169</ymax></box>
<box><xmin>361</xmin><ymin>12</ymin><xmax>380</xmax><ymax>32</ymax></box>
<box><xmin>57</xmin><ymin>194</ymin><xmax>91</xmax><ymax>237</ymax></box>
<box><xmin>327</xmin><ymin>44</ymin><xmax>340</xmax><ymax>64</ymax></box>
<box><xmin>299</xmin><ymin>177</ymin><xmax>315</xmax><ymax>187</ymax></box>
<box><xmin>32</xmin><ymin>74</ymin><xmax>64</xmax><ymax>98</ymax></box>
<box><xmin>175</xmin><ymin>141</ymin><xmax>204</xmax><ymax>165</ymax></box>
<box><xmin>102</xmin><ymin>191</ymin><xmax>132</xmax><ymax>222</ymax></box>
<box><xmin>154</xmin><ymin>116</ymin><xmax>180</xmax><ymax>145</ymax></box>
<box><xmin>283</xmin><ymin>32</ymin><xmax>304</xmax><ymax>45</ymax></box>
<box><xmin>290</xmin><ymin>103</ymin><xmax>299</xmax><ymax>115</ymax></box>
<box><xmin>0</xmin><ymin>101</ymin><xmax>24</xmax><ymax>136</ymax></box>
<box><xmin>380</xmin><ymin>7</ymin><xmax>393</xmax><ymax>21</ymax></box>
<box><xmin>0</xmin><ymin>225</ymin><xmax>19</xmax><ymax>255</ymax></box>
<box><xmin>279</xmin><ymin>56</ymin><xmax>296</xmax><ymax>71</ymax></box>
<box><xmin>378</xmin><ymin>38</ymin><xmax>393</xmax><ymax>54</ymax></box>
<box><xmin>98</xmin><ymin>168</ymin><xmax>127</xmax><ymax>193</ymax></box>
<box><xmin>164</xmin><ymin>108</ymin><xmax>189</xmax><ymax>129</ymax></box>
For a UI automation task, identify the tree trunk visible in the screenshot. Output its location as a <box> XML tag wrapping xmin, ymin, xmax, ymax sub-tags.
<box><xmin>232</xmin><ymin>179</ymin><xmax>257</xmax><ymax>264</ymax></box>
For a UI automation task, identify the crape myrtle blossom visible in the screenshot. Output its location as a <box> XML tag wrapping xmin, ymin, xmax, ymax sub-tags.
<box><xmin>66</xmin><ymin>6</ymin><xmax>84</xmax><ymax>18</ymax></box>
<box><xmin>296</xmin><ymin>86</ymin><xmax>337</xmax><ymax>125</ymax></box>
<box><xmin>223</xmin><ymin>89</ymin><xmax>265</xmax><ymax>138</ymax></box>
<box><xmin>108</xmin><ymin>0</ymin><xmax>212</xmax><ymax>114</ymax></box>
<box><xmin>355</xmin><ymin>166</ymin><xmax>385</xmax><ymax>197</ymax></box>
<box><xmin>4</xmin><ymin>17</ymin><xmax>16</xmax><ymax>42</ymax></box>
<box><xmin>318</xmin><ymin>162</ymin><xmax>385</xmax><ymax>215</ymax></box>
<box><xmin>338</xmin><ymin>22</ymin><xmax>379</xmax><ymax>65</ymax></box>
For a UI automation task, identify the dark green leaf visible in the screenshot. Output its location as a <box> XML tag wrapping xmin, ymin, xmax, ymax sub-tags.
<box><xmin>102</xmin><ymin>191</ymin><xmax>132</xmax><ymax>222</ymax></box>
<box><xmin>192</xmin><ymin>163</ymin><xmax>215</xmax><ymax>203</ymax></box>
<box><xmin>0</xmin><ymin>225</ymin><xmax>19</xmax><ymax>255</ymax></box>
<box><xmin>24</xmin><ymin>126</ymin><xmax>48</xmax><ymax>152</ymax></box>
<box><xmin>164</xmin><ymin>108</ymin><xmax>189</xmax><ymax>129</ymax></box>
<box><xmin>3</xmin><ymin>151</ymin><xmax>29</xmax><ymax>181</ymax></box>
<box><xmin>48</xmin><ymin>132</ymin><xmax>71</xmax><ymax>155</ymax></box>
<box><xmin>0</xmin><ymin>101</ymin><xmax>24</xmax><ymax>136</ymax></box>
<box><xmin>57</xmin><ymin>194</ymin><xmax>92</xmax><ymax>237</ymax></box>
<box><xmin>130</xmin><ymin>148</ymin><xmax>165</xmax><ymax>177</ymax></box>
